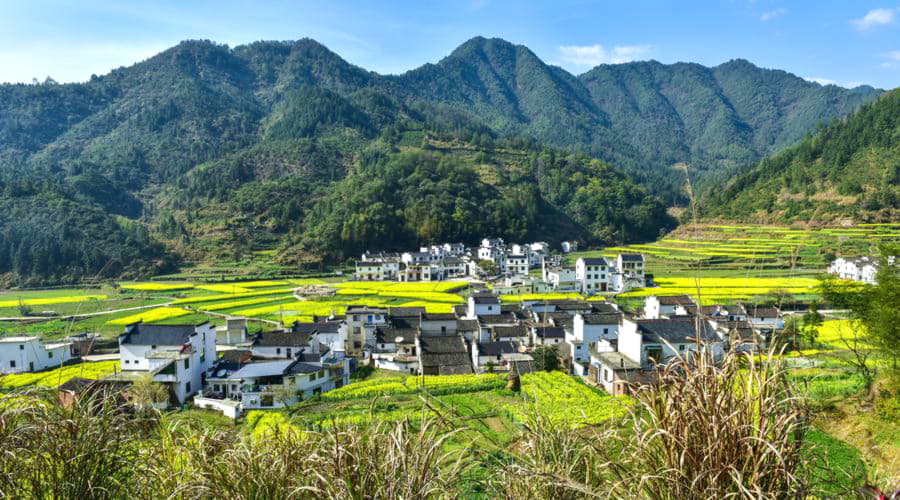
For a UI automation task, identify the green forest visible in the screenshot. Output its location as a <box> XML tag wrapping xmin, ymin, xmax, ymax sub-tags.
<box><xmin>706</xmin><ymin>88</ymin><xmax>900</xmax><ymax>222</ymax></box>
<box><xmin>0</xmin><ymin>37</ymin><xmax>885</xmax><ymax>284</ymax></box>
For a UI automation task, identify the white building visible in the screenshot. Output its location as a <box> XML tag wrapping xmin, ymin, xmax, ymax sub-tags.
<box><xmin>471</xmin><ymin>340</ymin><xmax>530</xmax><ymax>372</ymax></box>
<box><xmin>566</xmin><ymin>312</ymin><xmax>621</xmax><ymax>366</ymax></box>
<box><xmin>617</xmin><ymin>317</ymin><xmax>723</xmax><ymax>370</ymax></box>
<box><xmin>206</xmin><ymin>358</ymin><xmax>350</xmax><ymax>409</ymax></box>
<box><xmin>505</xmin><ymin>254</ymin><xmax>529</xmax><ymax>277</ymax></box>
<box><xmin>355</xmin><ymin>260</ymin><xmax>385</xmax><ymax>281</ymax></box>
<box><xmin>575</xmin><ymin>257</ymin><xmax>611</xmax><ymax>294</ymax></box>
<box><xmin>250</xmin><ymin>330</ymin><xmax>320</xmax><ymax>360</ymax></box>
<box><xmin>118</xmin><ymin>322</ymin><xmax>216</xmax><ymax>405</ymax></box>
<box><xmin>643</xmin><ymin>295</ymin><xmax>696</xmax><ymax>319</ymax></box>
<box><xmin>828</xmin><ymin>256</ymin><xmax>883</xmax><ymax>284</ymax></box>
<box><xmin>0</xmin><ymin>336</ymin><xmax>74</xmax><ymax>374</ymax></box>
<box><xmin>466</xmin><ymin>294</ymin><xmax>502</xmax><ymax>318</ymax></box>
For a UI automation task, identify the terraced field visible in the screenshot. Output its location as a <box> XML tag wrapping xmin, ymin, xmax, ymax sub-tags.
<box><xmin>571</xmin><ymin>223</ymin><xmax>900</xmax><ymax>278</ymax></box>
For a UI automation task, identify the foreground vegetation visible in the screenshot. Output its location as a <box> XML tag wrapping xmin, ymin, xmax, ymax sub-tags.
<box><xmin>2</xmin><ymin>348</ymin><xmax>886</xmax><ymax>498</ymax></box>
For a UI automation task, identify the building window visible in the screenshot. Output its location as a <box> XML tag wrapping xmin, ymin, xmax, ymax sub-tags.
<box><xmin>124</xmin><ymin>359</ymin><xmax>130</xmax><ymax>364</ymax></box>
<box><xmin>19</xmin><ymin>344</ymin><xmax>24</xmax><ymax>350</ymax></box>
<box><xmin>441</xmin><ymin>326</ymin><xmax>447</xmax><ymax>333</ymax></box>
<box><xmin>276</xmin><ymin>348</ymin><xmax>281</xmax><ymax>355</ymax></box>
<box><xmin>184</xmin><ymin>358</ymin><xmax>190</xmax><ymax>370</ymax></box>
<box><xmin>9</xmin><ymin>360</ymin><xmax>15</xmax><ymax>368</ymax></box>
<box><xmin>186</xmin><ymin>381</ymin><xmax>191</xmax><ymax>393</ymax></box>
<box><xmin>679</xmin><ymin>345</ymin><xmax>685</xmax><ymax>351</ymax></box>
<box><xmin>48</xmin><ymin>351</ymin><xmax>53</xmax><ymax>358</ymax></box>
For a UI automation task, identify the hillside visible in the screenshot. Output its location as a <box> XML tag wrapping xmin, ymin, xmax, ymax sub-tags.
<box><xmin>705</xmin><ymin>88</ymin><xmax>900</xmax><ymax>222</ymax></box>
<box><xmin>0</xmin><ymin>37</ymin><xmax>883</xmax><ymax>283</ymax></box>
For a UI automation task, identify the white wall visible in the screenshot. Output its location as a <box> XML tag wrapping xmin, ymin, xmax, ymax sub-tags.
<box><xmin>0</xmin><ymin>339</ymin><xmax>72</xmax><ymax>374</ymax></box>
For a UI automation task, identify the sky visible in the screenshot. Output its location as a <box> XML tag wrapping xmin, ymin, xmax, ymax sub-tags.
<box><xmin>0</xmin><ymin>1</ymin><xmax>898</xmax><ymax>89</ymax></box>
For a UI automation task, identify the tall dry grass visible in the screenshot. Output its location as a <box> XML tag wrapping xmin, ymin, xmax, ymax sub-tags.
<box><xmin>498</xmin><ymin>347</ymin><xmax>816</xmax><ymax>499</ymax></box>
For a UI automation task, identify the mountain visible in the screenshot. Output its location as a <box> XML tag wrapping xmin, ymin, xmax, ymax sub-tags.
<box><xmin>705</xmin><ymin>88</ymin><xmax>900</xmax><ymax>222</ymax></box>
<box><xmin>0</xmin><ymin>37</ymin><xmax>884</xmax><ymax>284</ymax></box>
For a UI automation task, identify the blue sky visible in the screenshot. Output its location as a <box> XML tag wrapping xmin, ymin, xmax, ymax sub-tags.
<box><xmin>0</xmin><ymin>1</ymin><xmax>898</xmax><ymax>89</ymax></box>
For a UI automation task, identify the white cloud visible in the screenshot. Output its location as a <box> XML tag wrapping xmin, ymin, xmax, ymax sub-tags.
<box><xmin>803</xmin><ymin>77</ymin><xmax>867</xmax><ymax>88</ymax></box>
<box><xmin>760</xmin><ymin>8</ymin><xmax>786</xmax><ymax>21</ymax></box>
<box><xmin>885</xmin><ymin>50</ymin><xmax>900</xmax><ymax>60</ymax></box>
<box><xmin>878</xmin><ymin>50</ymin><xmax>900</xmax><ymax>69</ymax></box>
<box><xmin>850</xmin><ymin>8</ymin><xmax>896</xmax><ymax>31</ymax></box>
<box><xmin>558</xmin><ymin>44</ymin><xmax>652</xmax><ymax>67</ymax></box>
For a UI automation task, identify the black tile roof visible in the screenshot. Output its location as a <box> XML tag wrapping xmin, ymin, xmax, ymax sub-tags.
<box><xmin>288</xmin><ymin>362</ymin><xmax>328</xmax><ymax>374</ymax></box>
<box><xmin>534</xmin><ymin>326</ymin><xmax>565</xmax><ymax>338</ymax></box>
<box><xmin>472</xmin><ymin>296</ymin><xmax>500</xmax><ymax>304</ymax></box>
<box><xmin>291</xmin><ymin>321</ymin><xmax>342</xmax><ymax>334</ymax></box>
<box><xmin>375</xmin><ymin>326</ymin><xmax>417</xmax><ymax>344</ymax></box>
<box><xmin>581</xmin><ymin>313</ymin><xmax>622</xmax><ymax>325</ymax></box>
<box><xmin>120</xmin><ymin>323</ymin><xmax>200</xmax><ymax>346</ymax></box>
<box><xmin>422</xmin><ymin>313</ymin><xmax>457</xmax><ymax>321</ymax></box>
<box><xmin>419</xmin><ymin>335</ymin><xmax>467</xmax><ymax>354</ymax></box>
<box><xmin>491</xmin><ymin>325</ymin><xmax>528</xmax><ymax>338</ymax></box>
<box><xmin>656</xmin><ymin>295</ymin><xmax>696</xmax><ymax>306</ymax></box>
<box><xmin>636</xmin><ymin>319</ymin><xmax>718</xmax><ymax>343</ymax></box>
<box><xmin>457</xmin><ymin>319</ymin><xmax>480</xmax><ymax>331</ymax></box>
<box><xmin>478</xmin><ymin>341</ymin><xmax>519</xmax><ymax>356</ymax></box>
<box><xmin>589</xmin><ymin>302</ymin><xmax>619</xmax><ymax>314</ymax></box>
<box><xmin>388</xmin><ymin>307</ymin><xmax>426</xmax><ymax>317</ymax></box>
<box><xmin>581</xmin><ymin>257</ymin><xmax>609</xmax><ymax>265</ymax></box>
<box><xmin>477</xmin><ymin>313</ymin><xmax>517</xmax><ymax>325</ymax></box>
<box><xmin>619</xmin><ymin>254</ymin><xmax>644</xmax><ymax>261</ymax></box>
<box><xmin>252</xmin><ymin>331</ymin><xmax>312</xmax><ymax>348</ymax></box>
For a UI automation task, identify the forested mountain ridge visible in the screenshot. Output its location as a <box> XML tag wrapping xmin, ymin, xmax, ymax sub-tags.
<box><xmin>705</xmin><ymin>88</ymin><xmax>900</xmax><ymax>222</ymax></box>
<box><xmin>0</xmin><ymin>37</ymin><xmax>884</xmax><ymax>284</ymax></box>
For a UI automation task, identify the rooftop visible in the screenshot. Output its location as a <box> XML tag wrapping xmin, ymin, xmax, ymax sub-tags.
<box><xmin>635</xmin><ymin>319</ymin><xmax>718</xmax><ymax>343</ymax></box>
<box><xmin>478</xmin><ymin>341</ymin><xmax>519</xmax><ymax>356</ymax></box>
<box><xmin>252</xmin><ymin>331</ymin><xmax>312</xmax><ymax>348</ymax></box>
<box><xmin>120</xmin><ymin>323</ymin><xmax>201</xmax><ymax>346</ymax></box>
<box><xmin>595</xmin><ymin>351</ymin><xmax>641</xmax><ymax>370</ymax></box>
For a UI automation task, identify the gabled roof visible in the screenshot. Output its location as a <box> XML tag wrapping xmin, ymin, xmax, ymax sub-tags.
<box><xmin>619</xmin><ymin>254</ymin><xmax>644</xmax><ymax>262</ymax></box>
<box><xmin>477</xmin><ymin>313</ymin><xmax>518</xmax><ymax>325</ymax></box>
<box><xmin>589</xmin><ymin>302</ymin><xmax>619</xmax><ymax>314</ymax></box>
<box><xmin>120</xmin><ymin>323</ymin><xmax>201</xmax><ymax>346</ymax></box>
<box><xmin>375</xmin><ymin>326</ymin><xmax>417</xmax><ymax>344</ymax></box>
<box><xmin>422</xmin><ymin>313</ymin><xmax>456</xmax><ymax>321</ymax></box>
<box><xmin>291</xmin><ymin>321</ymin><xmax>342</xmax><ymax>334</ymax></box>
<box><xmin>534</xmin><ymin>326</ymin><xmax>565</xmax><ymax>339</ymax></box>
<box><xmin>655</xmin><ymin>295</ymin><xmax>696</xmax><ymax>306</ymax></box>
<box><xmin>580</xmin><ymin>257</ymin><xmax>609</xmax><ymax>265</ymax></box>
<box><xmin>388</xmin><ymin>306</ymin><xmax>426</xmax><ymax>317</ymax></box>
<box><xmin>231</xmin><ymin>360</ymin><xmax>295</xmax><ymax>379</ymax></box>
<box><xmin>472</xmin><ymin>295</ymin><xmax>501</xmax><ymax>304</ymax></box>
<box><xmin>457</xmin><ymin>319</ymin><xmax>480</xmax><ymax>332</ymax></box>
<box><xmin>252</xmin><ymin>331</ymin><xmax>311</xmax><ymax>348</ymax></box>
<box><xmin>581</xmin><ymin>313</ymin><xmax>621</xmax><ymax>325</ymax></box>
<box><xmin>748</xmin><ymin>307</ymin><xmax>780</xmax><ymax>318</ymax></box>
<box><xmin>478</xmin><ymin>341</ymin><xmax>519</xmax><ymax>356</ymax></box>
<box><xmin>491</xmin><ymin>325</ymin><xmax>528</xmax><ymax>338</ymax></box>
<box><xmin>595</xmin><ymin>352</ymin><xmax>641</xmax><ymax>370</ymax></box>
<box><xmin>635</xmin><ymin>319</ymin><xmax>718</xmax><ymax>343</ymax></box>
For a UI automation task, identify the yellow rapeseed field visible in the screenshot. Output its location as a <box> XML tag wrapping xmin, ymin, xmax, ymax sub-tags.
<box><xmin>107</xmin><ymin>307</ymin><xmax>190</xmax><ymax>325</ymax></box>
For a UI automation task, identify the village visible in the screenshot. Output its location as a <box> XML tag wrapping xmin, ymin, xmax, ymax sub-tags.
<box><xmin>6</xmin><ymin>233</ymin><xmax>883</xmax><ymax>420</ymax></box>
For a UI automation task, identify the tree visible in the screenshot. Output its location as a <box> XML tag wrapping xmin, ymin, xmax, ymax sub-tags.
<box><xmin>820</xmin><ymin>245</ymin><xmax>900</xmax><ymax>371</ymax></box>
<box><xmin>128</xmin><ymin>374</ymin><xmax>169</xmax><ymax>408</ymax></box>
<box><xmin>824</xmin><ymin>319</ymin><xmax>877</xmax><ymax>393</ymax></box>
<box><xmin>477</xmin><ymin>259</ymin><xmax>498</xmax><ymax>276</ymax></box>
<box><xmin>801</xmin><ymin>301</ymin><xmax>823</xmax><ymax>348</ymax></box>
<box><xmin>531</xmin><ymin>345</ymin><xmax>560</xmax><ymax>372</ymax></box>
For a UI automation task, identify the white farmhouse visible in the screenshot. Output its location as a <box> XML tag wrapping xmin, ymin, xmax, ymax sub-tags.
<box><xmin>575</xmin><ymin>257</ymin><xmax>611</xmax><ymax>294</ymax></box>
<box><xmin>118</xmin><ymin>322</ymin><xmax>216</xmax><ymax>405</ymax></box>
<box><xmin>617</xmin><ymin>317</ymin><xmax>723</xmax><ymax>370</ymax></box>
<box><xmin>0</xmin><ymin>336</ymin><xmax>74</xmax><ymax>374</ymax></box>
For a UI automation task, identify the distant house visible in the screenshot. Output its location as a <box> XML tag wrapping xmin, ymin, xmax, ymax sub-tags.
<box><xmin>418</xmin><ymin>335</ymin><xmax>473</xmax><ymax>375</ymax></box>
<box><xmin>466</xmin><ymin>294</ymin><xmax>501</xmax><ymax>318</ymax></box>
<box><xmin>543</xmin><ymin>266</ymin><xmax>579</xmax><ymax>292</ymax></box>
<box><xmin>0</xmin><ymin>336</ymin><xmax>75</xmax><ymax>374</ymax></box>
<box><xmin>58</xmin><ymin>377</ymin><xmax>132</xmax><ymax>407</ymax></box>
<box><xmin>291</xmin><ymin>321</ymin><xmax>347</xmax><ymax>358</ymax></box>
<box><xmin>250</xmin><ymin>330</ymin><xmax>320</xmax><ymax>360</ymax></box>
<box><xmin>355</xmin><ymin>260</ymin><xmax>385</xmax><ymax>281</ymax></box>
<box><xmin>205</xmin><ymin>358</ymin><xmax>350</xmax><ymax>409</ymax></box>
<box><xmin>215</xmin><ymin>316</ymin><xmax>248</xmax><ymax>345</ymax></box>
<box><xmin>117</xmin><ymin>322</ymin><xmax>217</xmax><ymax>405</ymax></box>
<box><xmin>561</xmin><ymin>241</ymin><xmax>577</xmax><ymax>253</ymax></box>
<box><xmin>590</xmin><ymin>351</ymin><xmax>642</xmax><ymax>395</ymax></box>
<box><xmin>575</xmin><ymin>257</ymin><xmax>611</xmax><ymax>294</ymax></box>
<box><xmin>828</xmin><ymin>256</ymin><xmax>885</xmax><ymax>284</ymax></box>
<box><xmin>643</xmin><ymin>295</ymin><xmax>696</xmax><ymax>319</ymax></box>
<box><xmin>505</xmin><ymin>254</ymin><xmax>529</xmax><ymax>277</ymax></box>
<box><xmin>372</xmin><ymin>323</ymin><xmax>419</xmax><ymax>374</ymax></box>
<box><xmin>472</xmin><ymin>340</ymin><xmax>531</xmax><ymax>372</ymax></box>
<box><xmin>617</xmin><ymin>317</ymin><xmax>723</xmax><ymax>370</ymax></box>
<box><xmin>530</xmin><ymin>325</ymin><xmax>566</xmax><ymax>346</ymax></box>
<box><xmin>610</xmin><ymin>254</ymin><xmax>646</xmax><ymax>292</ymax></box>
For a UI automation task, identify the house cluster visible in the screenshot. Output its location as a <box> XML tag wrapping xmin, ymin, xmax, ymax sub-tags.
<box><xmin>355</xmin><ymin>238</ymin><xmax>558</xmax><ymax>282</ymax></box>
<box><xmin>331</xmin><ymin>290</ymin><xmax>785</xmax><ymax>397</ymax></box>
<box><xmin>827</xmin><ymin>255</ymin><xmax>894</xmax><ymax>285</ymax></box>
<box><xmin>542</xmin><ymin>254</ymin><xmax>650</xmax><ymax>294</ymax></box>
<box><xmin>102</xmin><ymin>318</ymin><xmax>351</xmax><ymax>417</ymax></box>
